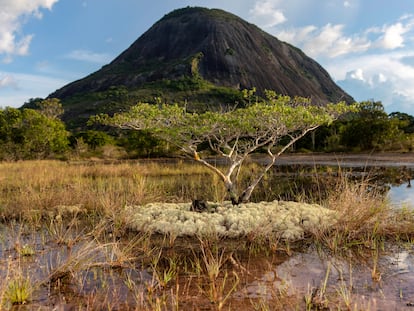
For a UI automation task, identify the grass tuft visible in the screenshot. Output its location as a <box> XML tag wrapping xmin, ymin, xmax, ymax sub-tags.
<box><xmin>4</xmin><ymin>275</ymin><xmax>32</xmax><ymax>306</ymax></box>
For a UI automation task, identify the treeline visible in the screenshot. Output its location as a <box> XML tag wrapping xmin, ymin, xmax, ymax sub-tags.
<box><xmin>0</xmin><ymin>98</ymin><xmax>413</xmax><ymax>161</ymax></box>
<box><xmin>0</xmin><ymin>99</ymin><xmax>69</xmax><ymax>160</ymax></box>
<box><xmin>296</xmin><ymin>101</ymin><xmax>414</xmax><ymax>152</ymax></box>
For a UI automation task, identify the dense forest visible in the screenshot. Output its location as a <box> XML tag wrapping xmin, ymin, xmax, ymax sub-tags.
<box><xmin>0</xmin><ymin>96</ymin><xmax>413</xmax><ymax>161</ymax></box>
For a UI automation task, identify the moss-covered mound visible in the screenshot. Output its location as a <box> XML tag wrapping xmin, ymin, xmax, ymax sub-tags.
<box><xmin>122</xmin><ymin>201</ymin><xmax>336</xmax><ymax>240</ymax></box>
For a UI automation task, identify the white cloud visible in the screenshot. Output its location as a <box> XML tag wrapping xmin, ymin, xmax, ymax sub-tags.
<box><xmin>277</xmin><ymin>23</ymin><xmax>371</xmax><ymax>58</ymax></box>
<box><xmin>379</xmin><ymin>23</ymin><xmax>405</xmax><ymax>49</ymax></box>
<box><xmin>0</xmin><ymin>0</ymin><xmax>59</xmax><ymax>61</ymax></box>
<box><xmin>376</xmin><ymin>19</ymin><xmax>414</xmax><ymax>49</ymax></box>
<box><xmin>342</xmin><ymin>0</ymin><xmax>358</xmax><ymax>9</ymax></box>
<box><xmin>269</xmin><ymin>12</ymin><xmax>414</xmax><ymax>59</ymax></box>
<box><xmin>0</xmin><ymin>71</ymin><xmax>67</xmax><ymax>108</ymax></box>
<box><xmin>65</xmin><ymin>49</ymin><xmax>112</xmax><ymax>64</ymax></box>
<box><xmin>0</xmin><ymin>74</ymin><xmax>18</xmax><ymax>89</ymax></box>
<box><xmin>329</xmin><ymin>51</ymin><xmax>414</xmax><ymax>114</ymax></box>
<box><xmin>250</xmin><ymin>0</ymin><xmax>287</xmax><ymax>28</ymax></box>
<box><xmin>348</xmin><ymin>68</ymin><xmax>365</xmax><ymax>81</ymax></box>
<box><xmin>277</xmin><ymin>25</ymin><xmax>316</xmax><ymax>44</ymax></box>
<box><xmin>331</xmin><ymin>51</ymin><xmax>414</xmax><ymax>84</ymax></box>
<box><xmin>377</xmin><ymin>73</ymin><xmax>387</xmax><ymax>83</ymax></box>
<box><xmin>239</xmin><ymin>2</ymin><xmax>414</xmax><ymax>115</ymax></box>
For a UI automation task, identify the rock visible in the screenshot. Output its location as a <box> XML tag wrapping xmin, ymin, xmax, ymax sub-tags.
<box><xmin>190</xmin><ymin>199</ymin><xmax>209</xmax><ymax>212</ymax></box>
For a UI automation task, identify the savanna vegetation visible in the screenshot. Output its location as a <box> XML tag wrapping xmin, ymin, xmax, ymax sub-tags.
<box><xmin>1</xmin><ymin>91</ymin><xmax>414</xmax><ymax>309</ymax></box>
<box><xmin>0</xmin><ymin>160</ymin><xmax>413</xmax><ymax>310</ymax></box>
<box><xmin>92</xmin><ymin>91</ymin><xmax>353</xmax><ymax>203</ymax></box>
<box><xmin>2</xmin><ymin>90</ymin><xmax>414</xmax><ymax>162</ymax></box>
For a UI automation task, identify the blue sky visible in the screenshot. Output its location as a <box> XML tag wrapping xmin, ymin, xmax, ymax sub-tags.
<box><xmin>1</xmin><ymin>0</ymin><xmax>414</xmax><ymax>116</ymax></box>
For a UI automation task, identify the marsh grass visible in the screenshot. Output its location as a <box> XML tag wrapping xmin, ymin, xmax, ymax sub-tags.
<box><xmin>4</xmin><ymin>275</ymin><xmax>32</xmax><ymax>307</ymax></box>
<box><xmin>312</xmin><ymin>173</ymin><xmax>414</xmax><ymax>254</ymax></box>
<box><xmin>0</xmin><ymin>160</ymin><xmax>413</xmax><ymax>309</ymax></box>
<box><xmin>0</xmin><ymin>255</ymin><xmax>33</xmax><ymax>309</ymax></box>
<box><xmin>0</xmin><ymin>160</ymin><xmax>227</xmax><ymax>221</ymax></box>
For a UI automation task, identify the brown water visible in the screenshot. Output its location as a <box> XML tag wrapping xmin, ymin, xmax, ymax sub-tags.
<box><xmin>2</xmin><ymin>224</ymin><xmax>414</xmax><ymax>310</ymax></box>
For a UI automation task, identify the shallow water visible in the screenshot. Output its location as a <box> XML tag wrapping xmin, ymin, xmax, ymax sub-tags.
<box><xmin>1</xmin><ymin>164</ymin><xmax>413</xmax><ymax>310</ymax></box>
<box><xmin>249</xmin><ymin>245</ymin><xmax>414</xmax><ymax>310</ymax></box>
<box><xmin>388</xmin><ymin>179</ymin><xmax>414</xmax><ymax>206</ymax></box>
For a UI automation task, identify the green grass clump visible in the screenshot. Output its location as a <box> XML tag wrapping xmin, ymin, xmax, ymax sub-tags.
<box><xmin>16</xmin><ymin>244</ymin><xmax>35</xmax><ymax>257</ymax></box>
<box><xmin>4</xmin><ymin>276</ymin><xmax>32</xmax><ymax>306</ymax></box>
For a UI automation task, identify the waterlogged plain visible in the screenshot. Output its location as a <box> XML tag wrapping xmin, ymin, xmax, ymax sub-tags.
<box><xmin>0</xmin><ymin>158</ymin><xmax>413</xmax><ymax>310</ymax></box>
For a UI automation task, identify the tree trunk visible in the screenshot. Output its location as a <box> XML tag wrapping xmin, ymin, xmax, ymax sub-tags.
<box><xmin>225</xmin><ymin>180</ymin><xmax>239</xmax><ymax>205</ymax></box>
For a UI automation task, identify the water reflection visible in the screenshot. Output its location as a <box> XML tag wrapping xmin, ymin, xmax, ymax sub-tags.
<box><xmin>269</xmin><ymin>246</ymin><xmax>414</xmax><ymax>310</ymax></box>
<box><xmin>257</xmin><ymin>164</ymin><xmax>414</xmax><ymax>208</ymax></box>
<box><xmin>388</xmin><ymin>179</ymin><xmax>414</xmax><ymax>206</ymax></box>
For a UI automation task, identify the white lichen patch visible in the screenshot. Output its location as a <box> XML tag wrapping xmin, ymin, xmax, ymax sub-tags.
<box><xmin>122</xmin><ymin>201</ymin><xmax>337</xmax><ymax>240</ymax></box>
<box><xmin>47</xmin><ymin>204</ymin><xmax>87</xmax><ymax>221</ymax></box>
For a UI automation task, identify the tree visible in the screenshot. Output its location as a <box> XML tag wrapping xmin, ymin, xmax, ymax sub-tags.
<box><xmin>22</xmin><ymin>97</ymin><xmax>64</xmax><ymax>118</ymax></box>
<box><xmin>93</xmin><ymin>92</ymin><xmax>354</xmax><ymax>203</ymax></box>
<box><xmin>389</xmin><ymin>111</ymin><xmax>414</xmax><ymax>134</ymax></box>
<box><xmin>75</xmin><ymin>130</ymin><xmax>115</xmax><ymax>150</ymax></box>
<box><xmin>0</xmin><ymin>107</ymin><xmax>24</xmax><ymax>158</ymax></box>
<box><xmin>340</xmin><ymin>101</ymin><xmax>404</xmax><ymax>150</ymax></box>
<box><xmin>0</xmin><ymin>105</ymin><xmax>69</xmax><ymax>160</ymax></box>
<box><xmin>36</xmin><ymin>98</ymin><xmax>64</xmax><ymax>119</ymax></box>
<box><xmin>19</xmin><ymin>108</ymin><xmax>69</xmax><ymax>158</ymax></box>
<box><xmin>117</xmin><ymin>130</ymin><xmax>169</xmax><ymax>157</ymax></box>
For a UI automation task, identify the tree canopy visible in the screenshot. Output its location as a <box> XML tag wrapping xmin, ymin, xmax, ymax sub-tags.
<box><xmin>93</xmin><ymin>92</ymin><xmax>354</xmax><ymax>203</ymax></box>
<box><xmin>0</xmin><ymin>100</ymin><xmax>69</xmax><ymax>160</ymax></box>
<box><xmin>339</xmin><ymin>101</ymin><xmax>407</xmax><ymax>151</ymax></box>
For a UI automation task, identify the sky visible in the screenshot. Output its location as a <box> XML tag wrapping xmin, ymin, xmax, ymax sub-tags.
<box><xmin>1</xmin><ymin>1</ymin><xmax>414</xmax><ymax>116</ymax></box>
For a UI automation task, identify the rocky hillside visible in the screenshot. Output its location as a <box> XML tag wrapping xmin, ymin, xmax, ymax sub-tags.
<box><xmin>48</xmin><ymin>7</ymin><xmax>354</xmax><ymax>128</ymax></box>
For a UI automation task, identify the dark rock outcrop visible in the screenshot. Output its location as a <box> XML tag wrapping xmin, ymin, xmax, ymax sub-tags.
<box><xmin>49</xmin><ymin>7</ymin><xmax>354</xmax><ymax>126</ymax></box>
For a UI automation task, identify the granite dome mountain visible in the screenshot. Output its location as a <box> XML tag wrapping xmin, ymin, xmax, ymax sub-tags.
<box><xmin>48</xmin><ymin>7</ymin><xmax>354</xmax><ymax>127</ymax></box>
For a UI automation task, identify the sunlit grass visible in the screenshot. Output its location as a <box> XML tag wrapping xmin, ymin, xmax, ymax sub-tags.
<box><xmin>311</xmin><ymin>173</ymin><xmax>414</xmax><ymax>253</ymax></box>
<box><xmin>0</xmin><ymin>160</ymin><xmax>413</xmax><ymax>309</ymax></box>
<box><xmin>0</xmin><ymin>160</ymin><xmax>224</xmax><ymax>220</ymax></box>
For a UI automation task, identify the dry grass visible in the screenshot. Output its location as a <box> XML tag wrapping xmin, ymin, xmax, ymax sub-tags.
<box><xmin>0</xmin><ymin>160</ymin><xmax>225</xmax><ymax>221</ymax></box>
<box><xmin>1</xmin><ymin>160</ymin><xmax>413</xmax><ymax>239</ymax></box>
<box><xmin>0</xmin><ymin>160</ymin><xmax>413</xmax><ymax>310</ymax></box>
<box><xmin>313</xmin><ymin>175</ymin><xmax>414</xmax><ymax>252</ymax></box>
<box><xmin>1</xmin><ymin>160</ymin><xmax>413</xmax><ymax>243</ymax></box>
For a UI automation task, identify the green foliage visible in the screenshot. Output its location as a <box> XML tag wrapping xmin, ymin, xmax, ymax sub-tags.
<box><xmin>4</xmin><ymin>276</ymin><xmax>32</xmax><ymax>305</ymax></box>
<box><xmin>389</xmin><ymin>111</ymin><xmax>414</xmax><ymax>133</ymax></box>
<box><xmin>23</xmin><ymin>97</ymin><xmax>64</xmax><ymax>118</ymax></box>
<box><xmin>117</xmin><ymin>130</ymin><xmax>170</xmax><ymax>157</ymax></box>
<box><xmin>225</xmin><ymin>47</ymin><xmax>235</xmax><ymax>56</ymax></box>
<box><xmin>339</xmin><ymin>101</ymin><xmax>405</xmax><ymax>151</ymax></box>
<box><xmin>93</xmin><ymin>92</ymin><xmax>354</xmax><ymax>202</ymax></box>
<box><xmin>105</xmin><ymin>85</ymin><xmax>130</xmax><ymax>100</ymax></box>
<box><xmin>161</xmin><ymin>76</ymin><xmax>213</xmax><ymax>92</ymax></box>
<box><xmin>36</xmin><ymin>98</ymin><xmax>64</xmax><ymax>118</ymax></box>
<box><xmin>191</xmin><ymin>52</ymin><xmax>204</xmax><ymax>78</ymax></box>
<box><xmin>295</xmin><ymin>101</ymin><xmax>414</xmax><ymax>153</ymax></box>
<box><xmin>74</xmin><ymin>130</ymin><xmax>115</xmax><ymax>150</ymax></box>
<box><xmin>0</xmin><ymin>102</ymin><xmax>70</xmax><ymax>160</ymax></box>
